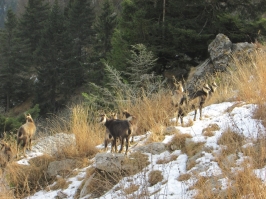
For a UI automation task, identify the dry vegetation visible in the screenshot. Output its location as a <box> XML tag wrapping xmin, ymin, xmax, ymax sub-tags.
<box><xmin>2</xmin><ymin>49</ymin><xmax>266</xmax><ymax>198</ymax></box>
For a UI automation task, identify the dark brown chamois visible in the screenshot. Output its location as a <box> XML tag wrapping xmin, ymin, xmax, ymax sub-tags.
<box><xmin>100</xmin><ymin>114</ymin><xmax>132</xmax><ymax>155</ymax></box>
<box><xmin>122</xmin><ymin>110</ymin><xmax>139</xmax><ymax>143</ymax></box>
<box><xmin>103</xmin><ymin>113</ymin><xmax>119</xmax><ymax>151</ymax></box>
<box><xmin>16</xmin><ymin>113</ymin><xmax>36</xmax><ymax>158</ymax></box>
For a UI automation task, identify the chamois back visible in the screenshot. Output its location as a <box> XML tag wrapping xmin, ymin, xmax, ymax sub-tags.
<box><xmin>16</xmin><ymin>113</ymin><xmax>36</xmax><ymax>158</ymax></box>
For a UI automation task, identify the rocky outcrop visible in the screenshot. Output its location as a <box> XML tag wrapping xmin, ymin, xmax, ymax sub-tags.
<box><xmin>32</xmin><ymin>133</ymin><xmax>75</xmax><ymax>156</ymax></box>
<box><xmin>186</xmin><ymin>33</ymin><xmax>256</xmax><ymax>93</ymax></box>
<box><xmin>132</xmin><ymin>142</ymin><xmax>167</xmax><ymax>155</ymax></box>
<box><xmin>47</xmin><ymin>159</ymin><xmax>79</xmax><ymax>177</ymax></box>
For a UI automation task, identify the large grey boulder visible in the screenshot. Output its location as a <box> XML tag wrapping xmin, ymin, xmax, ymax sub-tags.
<box><xmin>47</xmin><ymin>159</ymin><xmax>79</xmax><ymax>177</ymax></box>
<box><xmin>208</xmin><ymin>33</ymin><xmax>232</xmax><ymax>72</ymax></box>
<box><xmin>95</xmin><ymin>152</ymin><xmax>149</xmax><ymax>174</ymax></box>
<box><xmin>186</xmin><ymin>33</ymin><xmax>256</xmax><ymax>93</ymax></box>
<box><xmin>32</xmin><ymin>133</ymin><xmax>75</xmax><ymax>156</ymax></box>
<box><xmin>132</xmin><ymin>142</ymin><xmax>166</xmax><ymax>155</ymax></box>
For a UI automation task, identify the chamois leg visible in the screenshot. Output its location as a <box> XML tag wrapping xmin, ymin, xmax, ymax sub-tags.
<box><xmin>119</xmin><ymin>138</ymin><xmax>124</xmax><ymax>153</ymax></box>
<box><xmin>199</xmin><ymin>106</ymin><xmax>203</xmax><ymax>120</ymax></box>
<box><xmin>16</xmin><ymin>140</ymin><xmax>20</xmax><ymax>158</ymax></box>
<box><xmin>114</xmin><ymin>136</ymin><xmax>118</xmax><ymax>153</ymax></box>
<box><xmin>193</xmin><ymin>109</ymin><xmax>197</xmax><ymax>121</ymax></box>
<box><xmin>104</xmin><ymin>139</ymin><xmax>108</xmax><ymax>151</ymax></box>
<box><xmin>125</xmin><ymin>137</ymin><xmax>129</xmax><ymax>155</ymax></box>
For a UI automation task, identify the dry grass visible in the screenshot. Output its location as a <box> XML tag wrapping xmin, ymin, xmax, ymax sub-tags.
<box><xmin>5</xmin><ymin>155</ymin><xmax>54</xmax><ymax>198</ymax></box>
<box><xmin>253</xmin><ymin>103</ymin><xmax>266</xmax><ymax>128</ymax></box>
<box><xmin>185</xmin><ymin>141</ymin><xmax>205</xmax><ymax>158</ymax></box>
<box><xmin>123</xmin><ymin>183</ymin><xmax>140</xmax><ymax>195</ymax></box>
<box><xmin>166</xmin><ymin>132</ymin><xmax>192</xmax><ymax>152</ymax></box>
<box><xmin>217</xmin><ymin>128</ymin><xmax>244</xmax><ymax>156</ymax></box>
<box><xmin>148</xmin><ymin>170</ymin><xmax>163</xmax><ymax>186</ymax></box>
<box><xmin>70</xmin><ymin>104</ymin><xmax>103</xmax><ymax>157</ymax></box>
<box><xmin>202</xmin><ymin>123</ymin><xmax>220</xmax><ymax>136</ymax></box>
<box><xmin>49</xmin><ymin>176</ymin><xmax>70</xmax><ymax>190</ymax></box>
<box><xmin>156</xmin><ymin>154</ymin><xmax>178</xmax><ymax>164</ymax></box>
<box><xmin>117</xmin><ymin>90</ymin><xmax>175</xmax><ymax>142</ymax></box>
<box><xmin>177</xmin><ymin>173</ymin><xmax>191</xmax><ymax>181</ymax></box>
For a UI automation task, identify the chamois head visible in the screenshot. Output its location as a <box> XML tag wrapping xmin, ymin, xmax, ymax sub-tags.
<box><xmin>99</xmin><ymin>114</ymin><xmax>107</xmax><ymax>124</ymax></box>
<box><xmin>110</xmin><ymin>112</ymin><xmax>118</xmax><ymax>120</ymax></box>
<box><xmin>202</xmin><ymin>83</ymin><xmax>211</xmax><ymax>94</ymax></box>
<box><xmin>211</xmin><ymin>81</ymin><xmax>218</xmax><ymax>92</ymax></box>
<box><xmin>122</xmin><ymin>110</ymin><xmax>131</xmax><ymax>118</ymax></box>
<box><xmin>25</xmin><ymin>113</ymin><xmax>34</xmax><ymax>123</ymax></box>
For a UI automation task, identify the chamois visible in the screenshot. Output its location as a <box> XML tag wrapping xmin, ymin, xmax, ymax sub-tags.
<box><xmin>122</xmin><ymin>110</ymin><xmax>138</xmax><ymax>143</ymax></box>
<box><xmin>103</xmin><ymin>113</ymin><xmax>119</xmax><ymax>151</ymax></box>
<box><xmin>100</xmin><ymin>114</ymin><xmax>132</xmax><ymax>155</ymax></box>
<box><xmin>16</xmin><ymin>113</ymin><xmax>36</xmax><ymax>158</ymax></box>
<box><xmin>177</xmin><ymin>84</ymin><xmax>210</xmax><ymax>125</ymax></box>
<box><xmin>171</xmin><ymin>81</ymin><xmax>185</xmax><ymax>107</ymax></box>
<box><xmin>0</xmin><ymin>140</ymin><xmax>13</xmax><ymax>162</ymax></box>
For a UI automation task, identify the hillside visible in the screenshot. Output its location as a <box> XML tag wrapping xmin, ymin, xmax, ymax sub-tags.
<box><xmin>6</xmin><ymin>101</ymin><xmax>266</xmax><ymax>199</ymax></box>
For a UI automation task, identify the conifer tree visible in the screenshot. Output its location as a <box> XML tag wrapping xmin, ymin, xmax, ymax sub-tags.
<box><xmin>18</xmin><ymin>0</ymin><xmax>50</xmax><ymax>56</ymax></box>
<box><xmin>94</xmin><ymin>0</ymin><xmax>117</xmax><ymax>58</ymax></box>
<box><xmin>0</xmin><ymin>9</ymin><xmax>32</xmax><ymax>112</ymax></box>
<box><xmin>34</xmin><ymin>0</ymin><xmax>68</xmax><ymax>114</ymax></box>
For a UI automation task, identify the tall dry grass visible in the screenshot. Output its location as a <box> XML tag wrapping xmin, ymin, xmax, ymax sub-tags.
<box><xmin>208</xmin><ymin>49</ymin><xmax>266</xmax><ymax>105</ymax></box>
<box><xmin>116</xmin><ymin>89</ymin><xmax>175</xmax><ymax>142</ymax></box>
<box><xmin>70</xmin><ymin>104</ymin><xmax>104</xmax><ymax>157</ymax></box>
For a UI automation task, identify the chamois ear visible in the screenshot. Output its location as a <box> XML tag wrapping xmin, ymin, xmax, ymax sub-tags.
<box><xmin>202</xmin><ymin>83</ymin><xmax>211</xmax><ymax>93</ymax></box>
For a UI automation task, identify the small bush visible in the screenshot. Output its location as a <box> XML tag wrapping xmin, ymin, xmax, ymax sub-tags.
<box><xmin>148</xmin><ymin>170</ymin><xmax>163</xmax><ymax>186</ymax></box>
<box><xmin>177</xmin><ymin>173</ymin><xmax>191</xmax><ymax>181</ymax></box>
<box><xmin>166</xmin><ymin>133</ymin><xmax>192</xmax><ymax>152</ymax></box>
<box><xmin>202</xmin><ymin>123</ymin><xmax>220</xmax><ymax>136</ymax></box>
<box><xmin>217</xmin><ymin>128</ymin><xmax>244</xmax><ymax>156</ymax></box>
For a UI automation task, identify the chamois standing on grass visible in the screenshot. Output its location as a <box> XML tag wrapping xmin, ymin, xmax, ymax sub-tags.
<box><xmin>122</xmin><ymin>110</ymin><xmax>139</xmax><ymax>144</ymax></box>
<box><xmin>177</xmin><ymin>84</ymin><xmax>211</xmax><ymax>125</ymax></box>
<box><xmin>100</xmin><ymin>114</ymin><xmax>132</xmax><ymax>155</ymax></box>
<box><xmin>103</xmin><ymin>112</ymin><xmax>119</xmax><ymax>151</ymax></box>
<box><xmin>16</xmin><ymin>113</ymin><xmax>36</xmax><ymax>158</ymax></box>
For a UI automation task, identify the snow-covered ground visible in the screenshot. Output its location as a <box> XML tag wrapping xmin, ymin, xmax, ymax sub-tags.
<box><xmin>22</xmin><ymin>101</ymin><xmax>266</xmax><ymax>199</ymax></box>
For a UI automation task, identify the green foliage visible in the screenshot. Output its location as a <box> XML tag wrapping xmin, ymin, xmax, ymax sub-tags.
<box><xmin>0</xmin><ymin>104</ymin><xmax>40</xmax><ymax>136</ymax></box>
<box><xmin>0</xmin><ymin>9</ymin><xmax>33</xmax><ymax>112</ymax></box>
<box><xmin>83</xmin><ymin>44</ymin><xmax>166</xmax><ymax>109</ymax></box>
<box><xmin>18</xmin><ymin>0</ymin><xmax>50</xmax><ymax>55</ymax></box>
<box><xmin>34</xmin><ymin>0</ymin><xmax>67</xmax><ymax>114</ymax></box>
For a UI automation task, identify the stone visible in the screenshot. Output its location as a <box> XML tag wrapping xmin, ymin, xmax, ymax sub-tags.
<box><xmin>133</xmin><ymin>142</ymin><xmax>166</xmax><ymax>155</ymax></box>
<box><xmin>47</xmin><ymin>159</ymin><xmax>79</xmax><ymax>177</ymax></box>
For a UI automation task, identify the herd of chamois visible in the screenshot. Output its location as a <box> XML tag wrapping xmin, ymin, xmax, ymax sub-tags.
<box><xmin>100</xmin><ymin>78</ymin><xmax>217</xmax><ymax>155</ymax></box>
<box><xmin>0</xmin><ymin>78</ymin><xmax>217</xmax><ymax>163</ymax></box>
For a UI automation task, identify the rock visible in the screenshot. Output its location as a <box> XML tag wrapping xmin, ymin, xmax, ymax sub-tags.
<box><xmin>208</xmin><ymin>33</ymin><xmax>232</xmax><ymax>72</ymax></box>
<box><xmin>133</xmin><ymin>142</ymin><xmax>166</xmax><ymax>155</ymax></box>
<box><xmin>32</xmin><ymin>133</ymin><xmax>75</xmax><ymax>156</ymax></box>
<box><xmin>55</xmin><ymin>191</ymin><xmax>68</xmax><ymax>199</ymax></box>
<box><xmin>79</xmin><ymin>173</ymin><xmax>95</xmax><ymax>198</ymax></box>
<box><xmin>186</xmin><ymin>33</ymin><xmax>256</xmax><ymax>93</ymax></box>
<box><xmin>47</xmin><ymin>159</ymin><xmax>79</xmax><ymax>177</ymax></box>
<box><xmin>95</xmin><ymin>152</ymin><xmax>149</xmax><ymax>174</ymax></box>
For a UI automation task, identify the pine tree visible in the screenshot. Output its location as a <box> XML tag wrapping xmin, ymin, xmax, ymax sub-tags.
<box><xmin>34</xmin><ymin>0</ymin><xmax>68</xmax><ymax>114</ymax></box>
<box><xmin>0</xmin><ymin>9</ymin><xmax>32</xmax><ymax>112</ymax></box>
<box><xmin>66</xmin><ymin>0</ymin><xmax>95</xmax><ymax>62</ymax></box>
<box><xmin>94</xmin><ymin>0</ymin><xmax>117</xmax><ymax>58</ymax></box>
<box><xmin>18</xmin><ymin>0</ymin><xmax>50</xmax><ymax>56</ymax></box>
